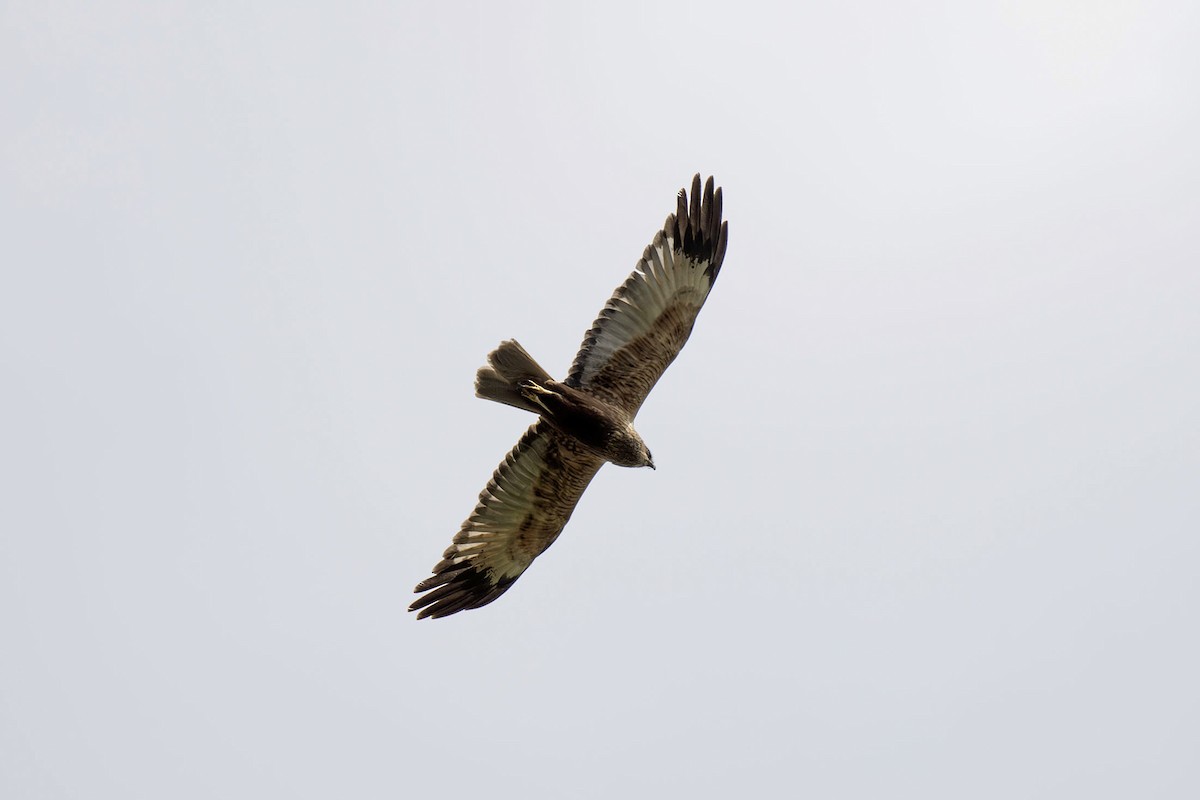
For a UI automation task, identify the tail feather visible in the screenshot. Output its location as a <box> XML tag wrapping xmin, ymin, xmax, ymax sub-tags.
<box><xmin>475</xmin><ymin>340</ymin><xmax>553</xmax><ymax>414</ymax></box>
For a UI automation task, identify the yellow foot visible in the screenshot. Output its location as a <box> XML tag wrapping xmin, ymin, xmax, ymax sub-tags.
<box><xmin>519</xmin><ymin>380</ymin><xmax>558</xmax><ymax>413</ymax></box>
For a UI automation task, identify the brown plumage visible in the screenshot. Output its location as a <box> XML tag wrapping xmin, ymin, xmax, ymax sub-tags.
<box><xmin>410</xmin><ymin>175</ymin><xmax>729</xmax><ymax>619</ymax></box>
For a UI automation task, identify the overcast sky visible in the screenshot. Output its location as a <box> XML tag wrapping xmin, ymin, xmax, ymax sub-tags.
<box><xmin>3</xmin><ymin>2</ymin><xmax>1198</xmax><ymax>797</ymax></box>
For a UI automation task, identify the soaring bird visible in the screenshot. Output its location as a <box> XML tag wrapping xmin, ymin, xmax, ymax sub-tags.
<box><xmin>410</xmin><ymin>175</ymin><xmax>729</xmax><ymax>619</ymax></box>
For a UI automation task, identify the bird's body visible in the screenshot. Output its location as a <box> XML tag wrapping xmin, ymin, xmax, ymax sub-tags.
<box><xmin>410</xmin><ymin>175</ymin><xmax>728</xmax><ymax>619</ymax></box>
<box><xmin>480</xmin><ymin>341</ymin><xmax>653</xmax><ymax>468</ymax></box>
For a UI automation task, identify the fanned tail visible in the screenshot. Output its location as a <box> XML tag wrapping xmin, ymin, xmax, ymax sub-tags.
<box><xmin>475</xmin><ymin>339</ymin><xmax>554</xmax><ymax>415</ymax></box>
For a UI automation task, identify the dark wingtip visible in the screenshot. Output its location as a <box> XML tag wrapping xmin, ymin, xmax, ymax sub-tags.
<box><xmin>410</xmin><ymin>564</ymin><xmax>517</xmax><ymax>620</ymax></box>
<box><xmin>671</xmin><ymin>174</ymin><xmax>728</xmax><ymax>282</ymax></box>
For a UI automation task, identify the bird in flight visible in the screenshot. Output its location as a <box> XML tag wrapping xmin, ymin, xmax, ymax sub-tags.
<box><xmin>410</xmin><ymin>175</ymin><xmax>729</xmax><ymax>619</ymax></box>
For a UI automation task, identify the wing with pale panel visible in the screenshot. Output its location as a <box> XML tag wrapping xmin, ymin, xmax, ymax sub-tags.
<box><xmin>409</xmin><ymin>421</ymin><xmax>605</xmax><ymax>619</ymax></box>
<box><xmin>565</xmin><ymin>174</ymin><xmax>728</xmax><ymax>415</ymax></box>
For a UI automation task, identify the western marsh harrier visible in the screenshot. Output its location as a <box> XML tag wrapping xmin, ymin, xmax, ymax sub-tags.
<box><xmin>410</xmin><ymin>175</ymin><xmax>728</xmax><ymax>619</ymax></box>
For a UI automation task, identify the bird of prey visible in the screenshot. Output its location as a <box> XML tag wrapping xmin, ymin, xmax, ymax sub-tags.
<box><xmin>410</xmin><ymin>174</ymin><xmax>729</xmax><ymax>619</ymax></box>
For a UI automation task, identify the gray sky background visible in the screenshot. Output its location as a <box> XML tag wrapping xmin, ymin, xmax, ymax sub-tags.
<box><xmin>3</xmin><ymin>2</ymin><xmax>1198</xmax><ymax>797</ymax></box>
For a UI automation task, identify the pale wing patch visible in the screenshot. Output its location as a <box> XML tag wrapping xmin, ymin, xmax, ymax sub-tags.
<box><xmin>571</xmin><ymin>234</ymin><xmax>712</xmax><ymax>388</ymax></box>
<box><xmin>410</xmin><ymin>423</ymin><xmax>604</xmax><ymax>619</ymax></box>
<box><xmin>432</xmin><ymin>425</ymin><xmax>552</xmax><ymax>579</ymax></box>
<box><xmin>566</xmin><ymin>174</ymin><xmax>728</xmax><ymax>413</ymax></box>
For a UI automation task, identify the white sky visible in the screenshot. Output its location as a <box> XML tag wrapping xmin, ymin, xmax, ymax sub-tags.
<box><xmin>3</xmin><ymin>1</ymin><xmax>1198</xmax><ymax>797</ymax></box>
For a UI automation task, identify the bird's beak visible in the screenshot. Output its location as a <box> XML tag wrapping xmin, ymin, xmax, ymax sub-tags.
<box><xmin>647</xmin><ymin>461</ymin><xmax>656</xmax><ymax>470</ymax></box>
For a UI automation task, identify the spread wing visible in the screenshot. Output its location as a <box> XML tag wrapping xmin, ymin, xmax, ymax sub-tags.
<box><xmin>565</xmin><ymin>174</ymin><xmax>728</xmax><ymax>414</ymax></box>
<box><xmin>409</xmin><ymin>421</ymin><xmax>604</xmax><ymax>619</ymax></box>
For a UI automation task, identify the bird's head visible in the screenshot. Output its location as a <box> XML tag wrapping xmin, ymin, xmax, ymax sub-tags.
<box><xmin>630</xmin><ymin>426</ymin><xmax>655</xmax><ymax>470</ymax></box>
<box><xmin>611</xmin><ymin>425</ymin><xmax>655</xmax><ymax>470</ymax></box>
<box><xmin>631</xmin><ymin>433</ymin><xmax>655</xmax><ymax>470</ymax></box>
